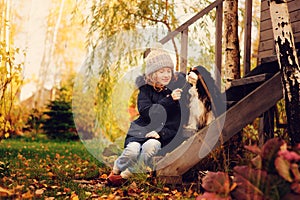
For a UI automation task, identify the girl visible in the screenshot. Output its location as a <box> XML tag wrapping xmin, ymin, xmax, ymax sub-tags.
<box><xmin>107</xmin><ymin>45</ymin><xmax>189</xmax><ymax>186</ymax></box>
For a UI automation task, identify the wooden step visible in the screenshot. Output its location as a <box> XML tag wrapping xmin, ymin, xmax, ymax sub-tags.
<box><xmin>229</xmin><ymin>73</ymin><xmax>273</xmax><ymax>87</ymax></box>
<box><xmin>225</xmin><ymin>73</ymin><xmax>276</xmax><ymax>102</ymax></box>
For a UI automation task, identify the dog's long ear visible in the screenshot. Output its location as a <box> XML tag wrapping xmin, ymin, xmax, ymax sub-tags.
<box><xmin>191</xmin><ymin>67</ymin><xmax>199</xmax><ymax>74</ymax></box>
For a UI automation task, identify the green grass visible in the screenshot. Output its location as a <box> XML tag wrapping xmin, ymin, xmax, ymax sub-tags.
<box><xmin>0</xmin><ymin>137</ymin><xmax>200</xmax><ymax>199</ymax></box>
<box><xmin>0</xmin><ymin>137</ymin><xmax>109</xmax><ymax>199</ymax></box>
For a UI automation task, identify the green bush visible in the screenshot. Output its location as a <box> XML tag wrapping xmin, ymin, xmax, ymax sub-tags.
<box><xmin>41</xmin><ymin>99</ymin><xmax>78</xmax><ymax>140</ymax></box>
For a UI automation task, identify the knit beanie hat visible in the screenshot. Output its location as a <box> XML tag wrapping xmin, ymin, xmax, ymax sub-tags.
<box><xmin>145</xmin><ymin>43</ymin><xmax>174</xmax><ymax>76</ymax></box>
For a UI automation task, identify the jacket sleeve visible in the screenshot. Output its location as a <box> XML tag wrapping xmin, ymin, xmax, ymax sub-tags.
<box><xmin>158</xmin><ymin>127</ymin><xmax>177</xmax><ymax>141</ymax></box>
<box><xmin>137</xmin><ymin>86</ymin><xmax>178</xmax><ymax>120</ymax></box>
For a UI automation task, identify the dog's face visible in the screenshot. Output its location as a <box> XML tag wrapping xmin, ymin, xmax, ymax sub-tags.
<box><xmin>186</xmin><ymin>71</ymin><xmax>198</xmax><ymax>87</ymax></box>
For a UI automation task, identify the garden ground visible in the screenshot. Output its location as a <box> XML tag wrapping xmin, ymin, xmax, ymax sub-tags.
<box><xmin>0</xmin><ymin>137</ymin><xmax>199</xmax><ymax>199</ymax></box>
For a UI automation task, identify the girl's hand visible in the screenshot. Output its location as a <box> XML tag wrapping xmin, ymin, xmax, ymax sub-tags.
<box><xmin>187</xmin><ymin>71</ymin><xmax>198</xmax><ymax>86</ymax></box>
<box><xmin>145</xmin><ymin>131</ymin><xmax>160</xmax><ymax>139</ymax></box>
<box><xmin>171</xmin><ymin>88</ymin><xmax>183</xmax><ymax>100</ymax></box>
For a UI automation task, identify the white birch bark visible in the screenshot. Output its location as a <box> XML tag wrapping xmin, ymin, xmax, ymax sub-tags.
<box><xmin>269</xmin><ymin>0</ymin><xmax>300</xmax><ymax>145</ymax></box>
<box><xmin>224</xmin><ymin>0</ymin><xmax>240</xmax><ymax>88</ymax></box>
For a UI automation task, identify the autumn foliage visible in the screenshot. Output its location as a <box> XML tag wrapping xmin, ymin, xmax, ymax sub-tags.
<box><xmin>197</xmin><ymin>138</ymin><xmax>300</xmax><ymax>200</ymax></box>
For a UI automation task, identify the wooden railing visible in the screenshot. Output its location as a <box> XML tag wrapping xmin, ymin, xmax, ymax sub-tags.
<box><xmin>159</xmin><ymin>0</ymin><xmax>253</xmax><ymax>88</ymax></box>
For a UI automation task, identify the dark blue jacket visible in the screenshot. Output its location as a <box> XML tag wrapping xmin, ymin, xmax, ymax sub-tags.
<box><xmin>124</xmin><ymin>72</ymin><xmax>190</xmax><ymax>148</ymax></box>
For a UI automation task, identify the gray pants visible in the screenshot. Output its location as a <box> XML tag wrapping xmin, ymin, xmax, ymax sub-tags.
<box><xmin>113</xmin><ymin>139</ymin><xmax>161</xmax><ymax>178</ymax></box>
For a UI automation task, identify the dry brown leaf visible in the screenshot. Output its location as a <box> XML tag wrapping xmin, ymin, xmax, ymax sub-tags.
<box><xmin>22</xmin><ymin>190</ymin><xmax>34</xmax><ymax>199</ymax></box>
<box><xmin>35</xmin><ymin>188</ymin><xmax>45</xmax><ymax>196</ymax></box>
<box><xmin>47</xmin><ymin>172</ymin><xmax>55</xmax><ymax>177</ymax></box>
<box><xmin>0</xmin><ymin>186</ymin><xmax>13</xmax><ymax>197</ymax></box>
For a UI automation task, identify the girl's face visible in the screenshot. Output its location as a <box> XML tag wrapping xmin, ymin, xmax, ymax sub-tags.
<box><xmin>155</xmin><ymin>67</ymin><xmax>172</xmax><ymax>86</ymax></box>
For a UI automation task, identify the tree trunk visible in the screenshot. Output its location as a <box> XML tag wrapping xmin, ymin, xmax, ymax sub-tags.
<box><xmin>269</xmin><ymin>0</ymin><xmax>300</xmax><ymax>145</ymax></box>
<box><xmin>224</xmin><ymin>0</ymin><xmax>240</xmax><ymax>88</ymax></box>
<box><xmin>35</xmin><ymin>0</ymin><xmax>65</xmax><ymax>106</ymax></box>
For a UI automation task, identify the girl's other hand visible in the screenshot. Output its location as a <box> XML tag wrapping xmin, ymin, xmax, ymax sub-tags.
<box><xmin>145</xmin><ymin>131</ymin><xmax>160</xmax><ymax>139</ymax></box>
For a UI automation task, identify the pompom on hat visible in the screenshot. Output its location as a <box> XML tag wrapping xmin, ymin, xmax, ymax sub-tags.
<box><xmin>145</xmin><ymin>43</ymin><xmax>174</xmax><ymax>76</ymax></box>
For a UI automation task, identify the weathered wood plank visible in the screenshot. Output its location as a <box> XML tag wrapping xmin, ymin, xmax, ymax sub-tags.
<box><xmin>269</xmin><ymin>0</ymin><xmax>300</xmax><ymax>145</ymax></box>
<box><xmin>261</xmin><ymin>0</ymin><xmax>299</xmax><ymax>21</ymax></box>
<box><xmin>156</xmin><ymin>72</ymin><xmax>283</xmax><ymax>176</ymax></box>
<box><xmin>260</xmin><ymin>21</ymin><xmax>300</xmax><ymax>42</ymax></box>
<box><xmin>229</xmin><ymin>73</ymin><xmax>272</xmax><ymax>87</ymax></box>
<box><xmin>259</xmin><ymin>32</ymin><xmax>300</xmax><ymax>52</ymax></box>
<box><xmin>258</xmin><ymin>33</ymin><xmax>300</xmax><ymax>62</ymax></box>
<box><xmin>259</xmin><ymin>39</ymin><xmax>275</xmax><ymax>52</ymax></box>
<box><xmin>258</xmin><ymin>50</ymin><xmax>276</xmax><ymax>61</ymax></box>
<box><xmin>260</xmin><ymin>55</ymin><xmax>278</xmax><ymax>64</ymax></box>
<box><xmin>261</xmin><ymin>12</ymin><xmax>300</xmax><ymax>32</ymax></box>
<box><xmin>261</xmin><ymin>0</ymin><xmax>296</xmax><ymax>12</ymax></box>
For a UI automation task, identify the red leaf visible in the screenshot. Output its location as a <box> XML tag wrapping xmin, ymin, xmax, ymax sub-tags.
<box><xmin>275</xmin><ymin>156</ymin><xmax>292</xmax><ymax>182</ymax></box>
<box><xmin>201</xmin><ymin>171</ymin><xmax>231</xmax><ymax>195</ymax></box>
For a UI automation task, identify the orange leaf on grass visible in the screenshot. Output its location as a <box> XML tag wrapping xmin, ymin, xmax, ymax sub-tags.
<box><xmin>0</xmin><ymin>186</ymin><xmax>13</xmax><ymax>197</ymax></box>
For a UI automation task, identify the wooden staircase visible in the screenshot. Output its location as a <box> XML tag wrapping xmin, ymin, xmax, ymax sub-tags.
<box><xmin>155</xmin><ymin>69</ymin><xmax>283</xmax><ymax>183</ymax></box>
<box><xmin>154</xmin><ymin>0</ymin><xmax>284</xmax><ymax>183</ymax></box>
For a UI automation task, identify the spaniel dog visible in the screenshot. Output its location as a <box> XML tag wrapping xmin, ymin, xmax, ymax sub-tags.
<box><xmin>183</xmin><ymin>67</ymin><xmax>215</xmax><ymax>136</ymax></box>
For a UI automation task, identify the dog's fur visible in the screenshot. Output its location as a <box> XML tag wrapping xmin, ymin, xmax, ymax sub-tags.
<box><xmin>183</xmin><ymin>68</ymin><xmax>215</xmax><ymax>133</ymax></box>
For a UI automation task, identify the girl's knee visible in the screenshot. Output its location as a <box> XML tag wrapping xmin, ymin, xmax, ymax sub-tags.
<box><xmin>142</xmin><ymin>139</ymin><xmax>161</xmax><ymax>153</ymax></box>
<box><xmin>125</xmin><ymin>142</ymin><xmax>141</xmax><ymax>156</ymax></box>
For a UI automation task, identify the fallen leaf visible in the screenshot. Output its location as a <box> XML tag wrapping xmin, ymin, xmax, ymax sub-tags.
<box><xmin>0</xmin><ymin>186</ymin><xmax>13</xmax><ymax>197</ymax></box>
<box><xmin>85</xmin><ymin>191</ymin><xmax>92</xmax><ymax>196</ymax></box>
<box><xmin>70</xmin><ymin>192</ymin><xmax>79</xmax><ymax>200</ymax></box>
<box><xmin>45</xmin><ymin>197</ymin><xmax>55</xmax><ymax>200</ymax></box>
<box><xmin>100</xmin><ymin>173</ymin><xmax>108</xmax><ymax>179</ymax></box>
<box><xmin>22</xmin><ymin>190</ymin><xmax>34</xmax><ymax>199</ymax></box>
<box><xmin>47</xmin><ymin>172</ymin><xmax>55</xmax><ymax>177</ymax></box>
<box><xmin>35</xmin><ymin>188</ymin><xmax>44</xmax><ymax>196</ymax></box>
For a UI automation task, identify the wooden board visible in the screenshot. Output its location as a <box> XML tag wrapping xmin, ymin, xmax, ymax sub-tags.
<box><xmin>261</xmin><ymin>20</ymin><xmax>300</xmax><ymax>42</ymax></box>
<box><xmin>229</xmin><ymin>73</ymin><xmax>273</xmax><ymax>87</ymax></box>
<box><xmin>261</xmin><ymin>0</ymin><xmax>299</xmax><ymax>21</ymax></box>
<box><xmin>156</xmin><ymin>72</ymin><xmax>283</xmax><ymax>177</ymax></box>
<box><xmin>258</xmin><ymin>0</ymin><xmax>300</xmax><ymax>62</ymax></box>
<box><xmin>260</xmin><ymin>0</ymin><xmax>295</xmax><ymax>13</ymax></box>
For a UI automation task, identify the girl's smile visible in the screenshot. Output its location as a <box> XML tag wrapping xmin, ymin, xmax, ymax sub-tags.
<box><xmin>156</xmin><ymin>67</ymin><xmax>172</xmax><ymax>86</ymax></box>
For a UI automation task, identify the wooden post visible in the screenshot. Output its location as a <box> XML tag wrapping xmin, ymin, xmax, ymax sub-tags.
<box><xmin>243</xmin><ymin>0</ymin><xmax>252</xmax><ymax>76</ymax></box>
<box><xmin>180</xmin><ymin>29</ymin><xmax>188</xmax><ymax>73</ymax></box>
<box><xmin>269</xmin><ymin>0</ymin><xmax>300</xmax><ymax>145</ymax></box>
<box><xmin>258</xmin><ymin>107</ymin><xmax>275</xmax><ymax>147</ymax></box>
<box><xmin>215</xmin><ymin>1</ymin><xmax>223</xmax><ymax>90</ymax></box>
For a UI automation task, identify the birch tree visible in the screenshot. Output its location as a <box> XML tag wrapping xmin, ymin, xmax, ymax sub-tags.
<box><xmin>269</xmin><ymin>0</ymin><xmax>300</xmax><ymax>145</ymax></box>
<box><xmin>224</xmin><ymin>0</ymin><xmax>240</xmax><ymax>88</ymax></box>
<box><xmin>35</xmin><ymin>0</ymin><xmax>86</xmax><ymax>106</ymax></box>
